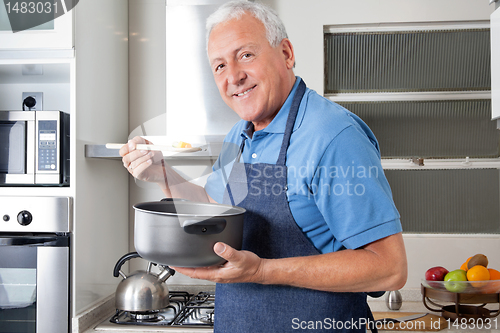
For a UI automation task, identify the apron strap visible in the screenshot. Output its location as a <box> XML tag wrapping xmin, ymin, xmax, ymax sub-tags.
<box><xmin>367</xmin><ymin>306</ymin><xmax>378</xmax><ymax>333</ymax></box>
<box><xmin>235</xmin><ymin>137</ymin><xmax>247</xmax><ymax>163</ymax></box>
<box><xmin>276</xmin><ymin>79</ymin><xmax>306</xmax><ymax>166</ymax></box>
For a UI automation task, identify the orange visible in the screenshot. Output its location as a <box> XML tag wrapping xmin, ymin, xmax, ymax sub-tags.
<box><xmin>481</xmin><ymin>269</ymin><xmax>500</xmax><ymax>293</ymax></box>
<box><xmin>460</xmin><ymin>257</ymin><xmax>472</xmax><ymax>272</ymax></box>
<box><xmin>488</xmin><ymin>268</ymin><xmax>500</xmax><ymax>280</ymax></box>
<box><xmin>460</xmin><ymin>262</ymin><xmax>468</xmax><ymax>271</ymax></box>
<box><xmin>467</xmin><ymin>265</ymin><xmax>490</xmax><ymax>287</ymax></box>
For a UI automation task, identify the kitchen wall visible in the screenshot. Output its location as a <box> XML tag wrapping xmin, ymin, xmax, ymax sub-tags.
<box><xmin>128</xmin><ymin>0</ymin><xmax>499</xmax><ymax>291</ymax></box>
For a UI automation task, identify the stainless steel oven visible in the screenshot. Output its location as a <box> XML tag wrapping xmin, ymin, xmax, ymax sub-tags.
<box><xmin>0</xmin><ymin>196</ymin><xmax>71</xmax><ymax>333</ymax></box>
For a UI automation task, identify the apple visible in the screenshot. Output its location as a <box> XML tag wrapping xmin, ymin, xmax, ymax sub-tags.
<box><xmin>444</xmin><ymin>269</ymin><xmax>467</xmax><ymax>293</ymax></box>
<box><xmin>425</xmin><ymin>266</ymin><xmax>449</xmax><ymax>281</ymax></box>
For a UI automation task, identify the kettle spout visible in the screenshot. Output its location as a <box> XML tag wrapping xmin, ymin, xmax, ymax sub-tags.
<box><xmin>158</xmin><ymin>266</ymin><xmax>176</xmax><ymax>283</ymax></box>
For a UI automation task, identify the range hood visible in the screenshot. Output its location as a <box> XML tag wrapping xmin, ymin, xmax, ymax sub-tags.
<box><xmin>86</xmin><ymin>0</ymin><xmax>238</xmax><ymax>159</ymax></box>
<box><xmin>165</xmin><ymin>0</ymin><xmax>241</xmax><ymax>137</ymax></box>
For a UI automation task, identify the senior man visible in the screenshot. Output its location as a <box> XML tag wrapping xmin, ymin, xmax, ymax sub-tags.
<box><xmin>121</xmin><ymin>1</ymin><xmax>407</xmax><ymax>332</ymax></box>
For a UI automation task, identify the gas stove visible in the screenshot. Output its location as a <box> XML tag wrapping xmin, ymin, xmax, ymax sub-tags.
<box><xmin>95</xmin><ymin>291</ymin><xmax>214</xmax><ymax>331</ymax></box>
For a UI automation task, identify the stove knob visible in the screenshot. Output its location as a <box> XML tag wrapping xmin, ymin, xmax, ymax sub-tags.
<box><xmin>17</xmin><ymin>211</ymin><xmax>33</xmax><ymax>226</ymax></box>
<box><xmin>2</xmin><ymin>215</ymin><xmax>9</xmax><ymax>222</ymax></box>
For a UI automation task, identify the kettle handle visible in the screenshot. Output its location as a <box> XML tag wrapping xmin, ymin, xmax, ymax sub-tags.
<box><xmin>113</xmin><ymin>252</ymin><xmax>142</xmax><ymax>278</ymax></box>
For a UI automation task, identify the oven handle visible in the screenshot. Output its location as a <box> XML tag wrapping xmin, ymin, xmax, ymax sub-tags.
<box><xmin>0</xmin><ymin>235</ymin><xmax>69</xmax><ymax>247</ymax></box>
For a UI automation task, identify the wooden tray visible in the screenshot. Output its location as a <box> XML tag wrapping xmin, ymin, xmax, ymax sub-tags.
<box><xmin>372</xmin><ymin>312</ymin><xmax>448</xmax><ymax>331</ymax></box>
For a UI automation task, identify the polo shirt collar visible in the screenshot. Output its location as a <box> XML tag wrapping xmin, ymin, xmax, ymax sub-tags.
<box><xmin>263</xmin><ymin>76</ymin><xmax>305</xmax><ymax>134</ymax></box>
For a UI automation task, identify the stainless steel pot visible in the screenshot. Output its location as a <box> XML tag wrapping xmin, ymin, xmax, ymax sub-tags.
<box><xmin>133</xmin><ymin>199</ymin><xmax>245</xmax><ymax>267</ymax></box>
<box><xmin>113</xmin><ymin>252</ymin><xmax>175</xmax><ymax>312</ymax></box>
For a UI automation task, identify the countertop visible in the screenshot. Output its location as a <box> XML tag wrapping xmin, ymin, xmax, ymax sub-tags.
<box><xmin>74</xmin><ymin>287</ymin><xmax>500</xmax><ymax>333</ymax></box>
<box><xmin>368</xmin><ymin>301</ymin><xmax>500</xmax><ymax>332</ymax></box>
<box><xmin>73</xmin><ymin>285</ymin><xmax>215</xmax><ymax>333</ymax></box>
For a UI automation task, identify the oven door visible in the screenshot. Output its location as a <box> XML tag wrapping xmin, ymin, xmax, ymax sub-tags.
<box><xmin>0</xmin><ymin>111</ymin><xmax>36</xmax><ymax>185</ymax></box>
<box><xmin>0</xmin><ymin>234</ymin><xmax>69</xmax><ymax>333</ymax></box>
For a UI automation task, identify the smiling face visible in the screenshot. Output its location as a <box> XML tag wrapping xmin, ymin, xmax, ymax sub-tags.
<box><xmin>208</xmin><ymin>13</ymin><xmax>296</xmax><ymax>132</ymax></box>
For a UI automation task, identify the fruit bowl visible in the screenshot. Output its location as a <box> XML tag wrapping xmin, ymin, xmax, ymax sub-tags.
<box><xmin>421</xmin><ymin>282</ymin><xmax>500</xmax><ymax>320</ymax></box>
<box><xmin>422</xmin><ymin>279</ymin><xmax>500</xmax><ymax>294</ymax></box>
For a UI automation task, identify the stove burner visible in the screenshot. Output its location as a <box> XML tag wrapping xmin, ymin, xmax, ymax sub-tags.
<box><xmin>174</xmin><ymin>291</ymin><xmax>215</xmax><ymax>326</ymax></box>
<box><xmin>110</xmin><ymin>291</ymin><xmax>215</xmax><ymax>327</ymax></box>
<box><xmin>129</xmin><ymin>310</ymin><xmax>164</xmax><ymax>322</ymax></box>
<box><xmin>198</xmin><ymin>310</ymin><xmax>214</xmax><ymax>324</ymax></box>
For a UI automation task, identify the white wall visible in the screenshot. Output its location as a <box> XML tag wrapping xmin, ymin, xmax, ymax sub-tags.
<box><xmin>73</xmin><ymin>0</ymin><xmax>130</xmax><ymax>314</ymax></box>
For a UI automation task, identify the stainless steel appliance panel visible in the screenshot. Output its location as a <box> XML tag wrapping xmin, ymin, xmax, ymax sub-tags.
<box><xmin>35</xmin><ymin>111</ymin><xmax>63</xmax><ymax>184</ymax></box>
<box><xmin>0</xmin><ymin>234</ymin><xmax>70</xmax><ymax>333</ymax></box>
<box><xmin>0</xmin><ymin>196</ymin><xmax>70</xmax><ymax>233</ymax></box>
<box><xmin>0</xmin><ymin>110</ymin><xmax>69</xmax><ymax>186</ymax></box>
<box><xmin>0</xmin><ymin>196</ymin><xmax>71</xmax><ymax>333</ymax></box>
<box><xmin>37</xmin><ymin>246</ymin><xmax>69</xmax><ymax>333</ymax></box>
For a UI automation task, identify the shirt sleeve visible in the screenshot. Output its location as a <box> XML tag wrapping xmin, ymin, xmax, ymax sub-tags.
<box><xmin>205</xmin><ymin>125</ymin><xmax>246</xmax><ymax>203</ymax></box>
<box><xmin>312</xmin><ymin>124</ymin><xmax>402</xmax><ymax>250</ymax></box>
<box><xmin>205</xmin><ymin>159</ymin><xmax>226</xmax><ymax>204</ymax></box>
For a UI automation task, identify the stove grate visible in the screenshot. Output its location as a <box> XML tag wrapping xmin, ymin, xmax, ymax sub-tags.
<box><xmin>110</xmin><ymin>291</ymin><xmax>214</xmax><ymax>327</ymax></box>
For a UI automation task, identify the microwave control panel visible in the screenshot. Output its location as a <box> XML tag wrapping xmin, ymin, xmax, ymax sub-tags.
<box><xmin>37</xmin><ymin>120</ymin><xmax>58</xmax><ymax>171</ymax></box>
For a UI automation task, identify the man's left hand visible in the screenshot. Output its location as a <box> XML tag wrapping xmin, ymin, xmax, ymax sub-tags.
<box><xmin>172</xmin><ymin>242</ymin><xmax>266</xmax><ymax>284</ymax></box>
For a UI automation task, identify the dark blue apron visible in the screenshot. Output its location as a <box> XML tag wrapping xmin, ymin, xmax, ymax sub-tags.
<box><xmin>216</xmin><ymin>80</ymin><xmax>375</xmax><ymax>333</ymax></box>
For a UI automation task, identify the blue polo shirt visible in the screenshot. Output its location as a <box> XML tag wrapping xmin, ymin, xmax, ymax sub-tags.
<box><xmin>205</xmin><ymin>77</ymin><xmax>402</xmax><ymax>253</ymax></box>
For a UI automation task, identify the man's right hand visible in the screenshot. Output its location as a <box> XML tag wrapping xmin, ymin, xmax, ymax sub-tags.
<box><xmin>119</xmin><ymin>136</ymin><xmax>166</xmax><ymax>185</ymax></box>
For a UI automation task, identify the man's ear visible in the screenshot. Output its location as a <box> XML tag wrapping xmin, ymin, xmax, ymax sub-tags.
<box><xmin>281</xmin><ymin>38</ymin><xmax>295</xmax><ymax>69</ymax></box>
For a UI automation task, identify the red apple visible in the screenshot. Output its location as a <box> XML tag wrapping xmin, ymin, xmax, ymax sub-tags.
<box><xmin>425</xmin><ymin>266</ymin><xmax>449</xmax><ymax>281</ymax></box>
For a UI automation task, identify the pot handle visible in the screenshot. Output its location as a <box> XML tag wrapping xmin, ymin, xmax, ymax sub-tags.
<box><xmin>113</xmin><ymin>252</ymin><xmax>142</xmax><ymax>278</ymax></box>
<box><xmin>183</xmin><ymin>218</ymin><xmax>227</xmax><ymax>235</ymax></box>
<box><xmin>161</xmin><ymin>197</ymin><xmax>188</xmax><ymax>202</ymax></box>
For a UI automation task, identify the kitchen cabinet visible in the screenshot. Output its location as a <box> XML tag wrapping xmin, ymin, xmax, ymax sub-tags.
<box><xmin>323</xmin><ymin>18</ymin><xmax>500</xmax><ymax>270</ymax></box>
<box><xmin>324</xmin><ymin>20</ymin><xmax>500</xmax><ymax>234</ymax></box>
<box><xmin>0</xmin><ymin>3</ymin><xmax>73</xmax><ymax>50</ymax></box>
<box><xmin>0</xmin><ymin>0</ymin><xmax>129</xmax><ymax>326</ymax></box>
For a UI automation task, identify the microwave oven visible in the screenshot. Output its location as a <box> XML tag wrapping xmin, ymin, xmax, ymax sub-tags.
<box><xmin>0</xmin><ymin>110</ymin><xmax>70</xmax><ymax>186</ymax></box>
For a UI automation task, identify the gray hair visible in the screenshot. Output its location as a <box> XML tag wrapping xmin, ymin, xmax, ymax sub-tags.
<box><xmin>206</xmin><ymin>1</ymin><xmax>288</xmax><ymax>48</ymax></box>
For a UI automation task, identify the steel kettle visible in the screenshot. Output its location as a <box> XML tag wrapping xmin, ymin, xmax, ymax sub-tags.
<box><xmin>113</xmin><ymin>252</ymin><xmax>175</xmax><ymax>312</ymax></box>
